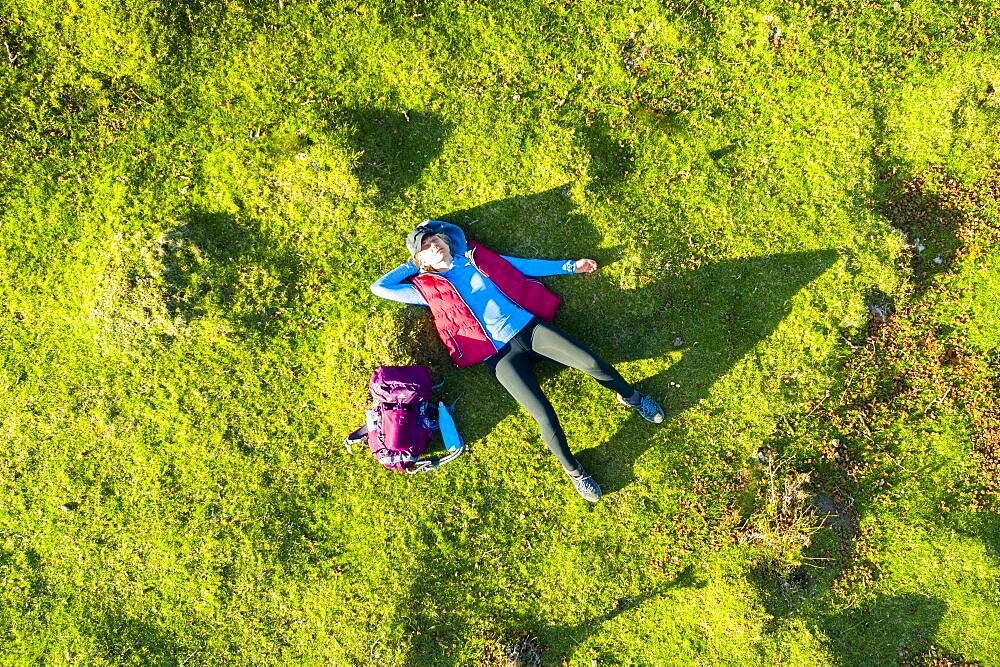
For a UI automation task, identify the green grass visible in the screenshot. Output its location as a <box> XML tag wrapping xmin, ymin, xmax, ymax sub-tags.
<box><xmin>1</xmin><ymin>0</ymin><xmax>999</xmax><ymax>664</ymax></box>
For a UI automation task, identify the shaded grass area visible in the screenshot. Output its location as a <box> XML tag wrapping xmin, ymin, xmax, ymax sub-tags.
<box><xmin>1</xmin><ymin>0</ymin><xmax>999</xmax><ymax>664</ymax></box>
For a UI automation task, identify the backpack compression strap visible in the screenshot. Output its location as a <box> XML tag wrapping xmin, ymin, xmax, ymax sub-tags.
<box><xmin>344</xmin><ymin>423</ymin><xmax>462</xmax><ymax>471</ymax></box>
<box><xmin>405</xmin><ymin>444</ymin><xmax>465</xmax><ymax>474</ymax></box>
<box><xmin>345</xmin><ymin>399</ymin><xmax>465</xmax><ymax>471</ymax></box>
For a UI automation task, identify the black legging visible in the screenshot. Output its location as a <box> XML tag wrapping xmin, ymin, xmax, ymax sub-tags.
<box><xmin>485</xmin><ymin>318</ymin><xmax>634</xmax><ymax>473</ymax></box>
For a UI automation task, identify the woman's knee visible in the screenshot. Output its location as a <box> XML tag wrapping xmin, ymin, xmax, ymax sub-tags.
<box><xmin>526</xmin><ymin>402</ymin><xmax>561</xmax><ymax>434</ymax></box>
<box><xmin>579</xmin><ymin>355</ymin><xmax>613</xmax><ymax>381</ymax></box>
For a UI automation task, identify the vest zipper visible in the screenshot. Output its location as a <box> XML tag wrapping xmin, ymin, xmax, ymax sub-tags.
<box><xmin>446</xmin><ymin>331</ymin><xmax>464</xmax><ymax>358</ymax></box>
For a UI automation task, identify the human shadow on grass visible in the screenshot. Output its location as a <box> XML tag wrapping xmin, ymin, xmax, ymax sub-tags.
<box><xmin>433</xmin><ymin>185</ymin><xmax>837</xmax><ymax>494</ymax></box>
<box><xmin>572</xmin><ymin>248</ymin><xmax>837</xmax><ymax>492</ymax></box>
<box><xmin>382</xmin><ymin>187</ymin><xmax>835</xmax><ymax>664</ymax></box>
<box><xmin>159</xmin><ymin>208</ymin><xmax>304</xmax><ymax>336</ymax></box>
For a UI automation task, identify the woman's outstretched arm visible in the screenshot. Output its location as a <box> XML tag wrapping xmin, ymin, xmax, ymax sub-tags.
<box><xmin>501</xmin><ymin>256</ymin><xmax>599</xmax><ymax>276</ymax></box>
<box><xmin>370</xmin><ymin>261</ymin><xmax>429</xmax><ymax>306</ymax></box>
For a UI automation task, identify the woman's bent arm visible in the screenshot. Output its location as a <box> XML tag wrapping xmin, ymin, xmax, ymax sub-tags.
<box><xmin>370</xmin><ymin>261</ymin><xmax>428</xmax><ymax>306</ymax></box>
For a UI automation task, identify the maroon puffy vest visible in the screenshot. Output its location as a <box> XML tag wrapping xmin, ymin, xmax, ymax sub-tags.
<box><xmin>411</xmin><ymin>241</ymin><xmax>561</xmax><ymax>368</ymax></box>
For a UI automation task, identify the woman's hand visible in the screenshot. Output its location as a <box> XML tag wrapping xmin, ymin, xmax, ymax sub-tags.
<box><xmin>574</xmin><ymin>258</ymin><xmax>598</xmax><ymax>273</ymax></box>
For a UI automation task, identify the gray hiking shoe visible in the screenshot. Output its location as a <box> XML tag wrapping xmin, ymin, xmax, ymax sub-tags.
<box><xmin>566</xmin><ymin>469</ymin><xmax>602</xmax><ymax>502</ymax></box>
<box><xmin>617</xmin><ymin>392</ymin><xmax>665</xmax><ymax>424</ymax></box>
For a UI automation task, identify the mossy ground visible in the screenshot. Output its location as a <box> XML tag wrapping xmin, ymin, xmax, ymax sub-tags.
<box><xmin>1</xmin><ymin>1</ymin><xmax>998</xmax><ymax>664</ymax></box>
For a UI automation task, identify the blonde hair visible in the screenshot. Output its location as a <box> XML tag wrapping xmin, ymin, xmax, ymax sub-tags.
<box><xmin>412</xmin><ymin>234</ymin><xmax>452</xmax><ymax>272</ymax></box>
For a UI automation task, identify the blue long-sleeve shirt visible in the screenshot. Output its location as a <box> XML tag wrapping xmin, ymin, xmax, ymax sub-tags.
<box><xmin>372</xmin><ymin>254</ymin><xmax>576</xmax><ymax>351</ymax></box>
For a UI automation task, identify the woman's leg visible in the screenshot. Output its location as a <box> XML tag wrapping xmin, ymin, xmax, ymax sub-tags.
<box><xmin>529</xmin><ymin>321</ymin><xmax>664</xmax><ymax>423</ymax></box>
<box><xmin>528</xmin><ymin>321</ymin><xmax>634</xmax><ymax>396</ymax></box>
<box><xmin>486</xmin><ymin>342</ymin><xmax>582</xmax><ymax>473</ymax></box>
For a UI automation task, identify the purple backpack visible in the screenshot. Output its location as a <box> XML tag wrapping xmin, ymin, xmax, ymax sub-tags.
<box><xmin>345</xmin><ymin>365</ymin><xmax>463</xmax><ymax>473</ymax></box>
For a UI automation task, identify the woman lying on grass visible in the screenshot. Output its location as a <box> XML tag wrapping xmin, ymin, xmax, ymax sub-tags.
<box><xmin>371</xmin><ymin>220</ymin><xmax>664</xmax><ymax>501</ymax></box>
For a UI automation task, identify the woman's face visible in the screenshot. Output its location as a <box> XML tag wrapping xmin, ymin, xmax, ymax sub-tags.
<box><xmin>415</xmin><ymin>234</ymin><xmax>453</xmax><ymax>270</ymax></box>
